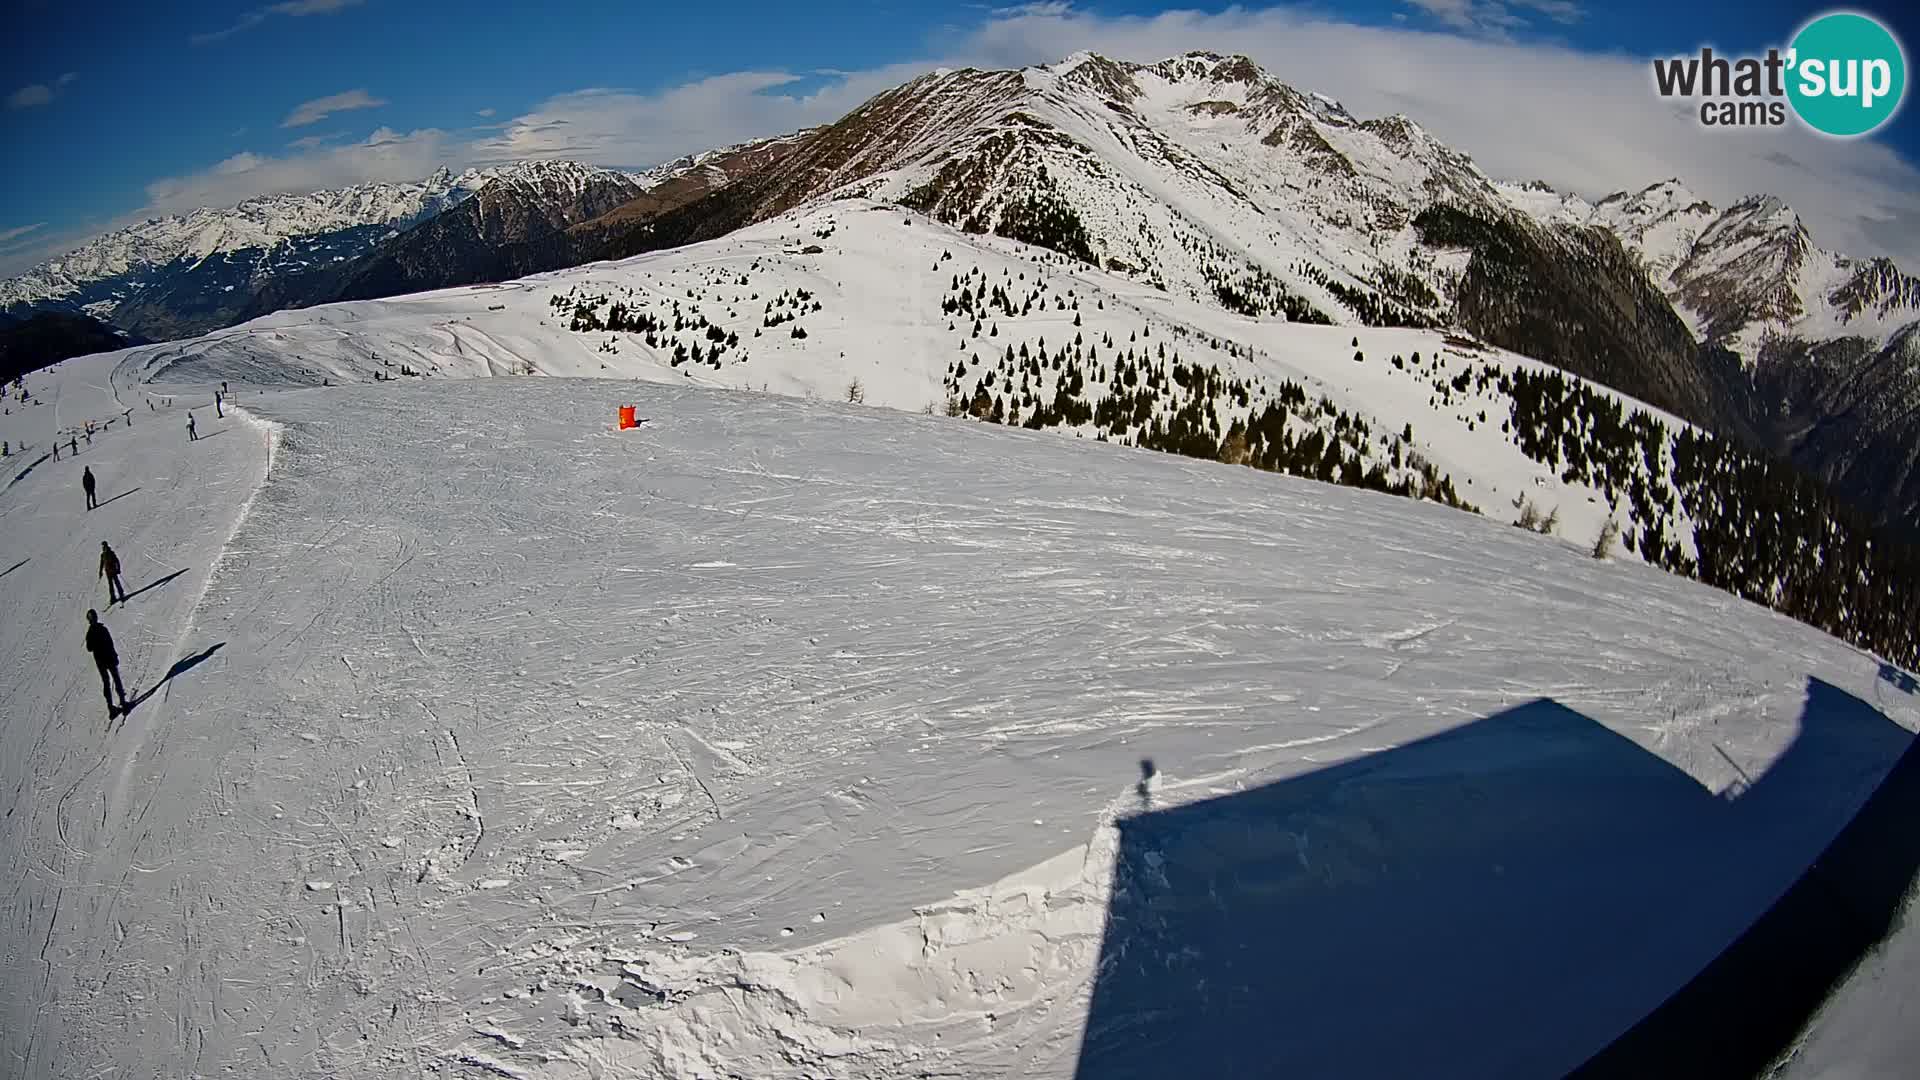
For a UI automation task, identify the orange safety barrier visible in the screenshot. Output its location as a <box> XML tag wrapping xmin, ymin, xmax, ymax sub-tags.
<box><xmin>618</xmin><ymin>405</ymin><xmax>638</xmax><ymax>430</ymax></box>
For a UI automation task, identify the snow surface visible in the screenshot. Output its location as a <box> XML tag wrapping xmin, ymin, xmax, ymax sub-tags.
<box><xmin>4</xmin><ymin>323</ymin><xmax>1919</xmax><ymax>1077</ymax></box>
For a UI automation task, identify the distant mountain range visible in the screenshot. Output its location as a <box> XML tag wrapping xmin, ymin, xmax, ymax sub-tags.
<box><xmin>0</xmin><ymin>148</ymin><xmax>804</xmax><ymax>342</ymax></box>
<box><xmin>5</xmin><ymin>51</ymin><xmax>1918</xmax><ymax>534</ymax></box>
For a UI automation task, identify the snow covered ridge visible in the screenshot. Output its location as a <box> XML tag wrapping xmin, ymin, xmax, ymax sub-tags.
<box><xmin>136</xmin><ymin>200</ymin><xmax>1920</xmax><ymax>672</ymax></box>
<box><xmin>0</xmin><ymin>160</ymin><xmax>646</xmax><ymax>311</ymax></box>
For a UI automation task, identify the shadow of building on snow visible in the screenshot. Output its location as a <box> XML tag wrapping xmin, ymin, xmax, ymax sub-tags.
<box><xmin>1073</xmin><ymin>679</ymin><xmax>1920</xmax><ymax>1080</ymax></box>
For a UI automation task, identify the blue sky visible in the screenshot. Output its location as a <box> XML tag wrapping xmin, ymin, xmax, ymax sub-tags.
<box><xmin>3</xmin><ymin>0</ymin><xmax>1917</xmax><ymax>273</ymax></box>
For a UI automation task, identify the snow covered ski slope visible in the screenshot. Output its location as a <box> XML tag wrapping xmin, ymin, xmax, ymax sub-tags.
<box><xmin>4</xmin><ymin>342</ymin><xmax>1919</xmax><ymax>1078</ymax></box>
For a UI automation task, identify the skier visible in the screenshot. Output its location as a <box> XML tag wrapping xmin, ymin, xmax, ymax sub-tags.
<box><xmin>84</xmin><ymin>609</ymin><xmax>133</xmax><ymax>717</ymax></box>
<box><xmin>50</xmin><ymin>438</ymin><xmax>59</xmax><ymax>462</ymax></box>
<box><xmin>82</xmin><ymin>466</ymin><xmax>98</xmax><ymax>510</ymax></box>
<box><xmin>99</xmin><ymin>541</ymin><xmax>126</xmax><ymax>604</ymax></box>
<box><xmin>215</xmin><ymin>392</ymin><xmax>223</xmax><ymax>418</ymax></box>
<box><xmin>187</xmin><ymin>413</ymin><xmax>197</xmax><ymax>442</ymax></box>
<box><xmin>69</xmin><ymin>434</ymin><xmax>78</xmax><ymax>456</ymax></box>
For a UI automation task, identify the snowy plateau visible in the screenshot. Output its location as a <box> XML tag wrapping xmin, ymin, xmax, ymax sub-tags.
<box><xmin>3</xmin><ymin>192</ymin><xmax>1919</xmax><ymax>1080</ymax></box>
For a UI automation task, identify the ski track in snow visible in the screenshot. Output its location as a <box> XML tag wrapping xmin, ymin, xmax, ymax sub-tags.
<box><xmin>2</xmin><ymin>349</ymin><xmax>1917</xmax><ymax>1077</ymax></box>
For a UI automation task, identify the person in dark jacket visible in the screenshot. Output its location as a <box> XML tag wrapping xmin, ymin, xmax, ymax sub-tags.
<box><xmin>99</xmin><ymin>541</ymin><xmax>126</xmax><ymax>604</ymax></box>
<box><xmin>187</xmin><ymin>413</ymin><xmax>197</xmax><ymax>441</ymax></box>
<box><xmin>82</xmin><ymin>466</ymin><xmax>98</xmax><ymax>510</ymax></box>
<box><xmin>85</xmin><ymin>609</ymin><xmax>132</xmax><ymax>715</ymax></box>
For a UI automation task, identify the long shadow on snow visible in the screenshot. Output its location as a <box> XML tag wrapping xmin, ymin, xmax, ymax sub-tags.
<box><xmin>123</xmin><ymin>641</ymin><xmax>226</xmax><ymax>715</ymax></box>
<box><xmin>1072</xmin><ymin>680</ymin><xmax>1920</xmax><ymax>1080</ymax></box>
<box><xmin>92</xmin><ymin>486</ymin><xmax>141</xmax><ymax>510</ymax></box>
<box><xmin>118</xmin><ymin>567</ymin><xmax>187</xmax><ymax>605</ymax></box>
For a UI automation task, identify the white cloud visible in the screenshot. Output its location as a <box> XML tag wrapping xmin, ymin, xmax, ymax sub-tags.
<box><xmin>8</xmin><ymin>72</ymin><xmax>77</xmax><ymax>110</ymax></box>
<box><xmin>269</xmin><ymin>0</ymin><xmax>362</xmax><ymax>13</ymax></box>
<box><xmin>142</xmin><ymin>127</ymin><xmax>453</xmax><ymax>215</ymax></box>
<box><xmin>1400</xmin><ymin>0</ymin><xmax>1583</xmax><ymax>36</ymax></box>
<box><xmin>465</xmin><ymin>68</ymin><xmax>918</xmax><ymax>167</ymax></box>
<box><xmin>191</xmin><ymin>0</ymin><xmax>363</xmax><ymax>45</ymax></box>
<box><xmin>988</xmin><ymin>1</ymin><xmax>1075</xmax><ymax>16</ymax></box>
<box><xmin>0</xmin><ymin>222</ymin><xmax>47</xmax><ymax>246</ymax></box>
<box><xmin>0</xmin><ymin>222</ymin><xmax>96</xmax><ymax>277</ymax></box>
<box><xmin>282</xmin><ymin>88</ymin><xmax>387</xmax><ymax>128</ymax></box>
<box><xmin>6</xmin><ymin>84</ymin><xmax>53</xmax><ymax>109</ymax></box>
<box><xmin>476</xmin><ymin>107</ymin><xmax>496</xmax><ymax>118</ymax></box>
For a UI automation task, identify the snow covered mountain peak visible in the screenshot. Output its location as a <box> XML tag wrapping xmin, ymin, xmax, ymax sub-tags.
<box><xmin>1507</xmin><ymin>176</ymin><xmax>1919</xmax><ymax>357</ymax></box>
<box><xmin>447</xmin><ymin>159</ymin><xmax>651</xmax><ymax>211</ymax></box>
<box><xmin>0</xmin><ymin>159</ymin><xmax>641</xmax><ymax>322</ymax></box>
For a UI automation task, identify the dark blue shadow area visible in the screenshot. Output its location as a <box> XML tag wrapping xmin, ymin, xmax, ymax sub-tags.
<box><xmin>119</xmin><ymin>567</ymin><xmax>187</xmax><ymax>604</ymax></box>
<box><xmin>120</xmin><ymin>641</ymin><xmax>226</xmax><ymax>719</ymax></box>
<box><xmin>92</xmin><ymin>486</ymin><xmax>141</xmax><ymax>510</ymax></box>
<box><xmin>1572</xmin><ymin>680</ymin><xmax>1920</xmax><ymax>1079</ymax></box>
<box><xmin>1073</xmin><ymin>679</ymin><xmax>1918</xmax><ymax>1080</ymax></box>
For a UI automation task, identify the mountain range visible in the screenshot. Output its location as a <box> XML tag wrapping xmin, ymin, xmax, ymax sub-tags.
<box><xmin>5</xmin><ymin>50</ymin><xmax>1918</xmax><ymax>534</ymax></box>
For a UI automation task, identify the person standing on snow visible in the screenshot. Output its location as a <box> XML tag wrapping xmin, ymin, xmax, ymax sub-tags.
<box><xmin>214</xmin><ymin>392</ymin><xmax>223</xmax><ymax>418</ymax></box>
<box><xmin>68</xmin><ymin>434</ymin><xmax>78</xmax><ymax>456</ymax></box>
<box><xmin>82</xmin><ymin>466</ymin><xmax>98</xmax><ymax>510</ymax></box>
<box><xmin>85</xmin><ymin>609</ymin><xmax>132</xmax><ymax>716</ymax></box>
<box><xmin>187</xmin><ymin>413</ymin><xmax>197</xmax><ymax>442</ymax></box>
<box><xmin>99</xmin><ymin>541</ymin><xmax>127</xmax><ymax>604</ymax></box>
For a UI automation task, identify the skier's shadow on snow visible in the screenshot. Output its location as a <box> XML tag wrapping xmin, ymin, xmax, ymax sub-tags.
<box><xmin>122</xmin><ymin>641</ymin><xmax>226</xmax><ymax>715</ymax></box>
<box><xmin>1074</xmin><ymin>680</ymin><xmax>1920</xmax><ymax>1080</ymax></box>
<box><xmin>92</xmin><ymin>486</ymin><xmax>141</xmax><ymax>510</ymax></box>
<box><xmin>119</xmin><ymin>567</ymin><xmax>187</xmax><ymax>604</ymax></box>
<box><xmin>0</xmin><ymin>557</ymin><xmax>26</xmax><ymax>581</ymax></box>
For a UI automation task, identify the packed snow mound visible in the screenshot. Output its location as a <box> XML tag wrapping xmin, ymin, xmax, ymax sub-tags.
<box><xmin>4</xmin><ymin>349</ymin><xmax>1918</xmax><ymax>1078</ymax></box>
